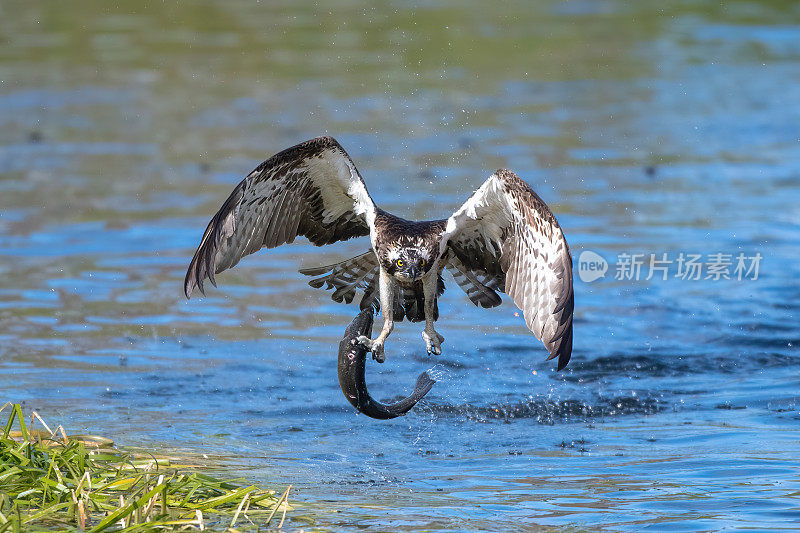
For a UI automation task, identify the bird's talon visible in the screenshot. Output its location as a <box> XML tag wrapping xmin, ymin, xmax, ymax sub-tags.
<box><xmin>371</xmin><ymin>340</ymin><xmax>385</xmax><ymax>363</ymax></box>
<box><xmin>422</xmin><ymin>329</ymin><xmax>444</xmax><ymax>356</ymax></box>
<box><xmin>356</xmin><ymin>335</ymin><xmax>372</xmax><ymax>349</ymax></box>
<box><xmin>357</xmin><ymin>335</ymin><xmax>386</xmax><ymax>362</ymax></box>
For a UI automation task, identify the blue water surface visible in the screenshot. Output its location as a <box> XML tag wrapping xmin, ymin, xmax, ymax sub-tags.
<box><xmin>1</xmin><ymin>1</ymin><xmax>799</xmax><ymax>530</ymax></box>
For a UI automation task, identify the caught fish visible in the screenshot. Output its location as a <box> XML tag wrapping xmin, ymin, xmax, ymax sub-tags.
<box><xmin>338</xmin><ymin>309</ymin><xmax>436</xmax><ymax>419</ymax></box>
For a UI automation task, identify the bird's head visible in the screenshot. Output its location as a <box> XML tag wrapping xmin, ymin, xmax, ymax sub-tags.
<box><xmin>385</xmin><ymin>246</ymin><xmax>434</xmax><ymax>282</ymax></box>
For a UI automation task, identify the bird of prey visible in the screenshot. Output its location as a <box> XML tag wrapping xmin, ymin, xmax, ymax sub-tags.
<box><xmin>184</xmin><ymin>137</ymin><xmax>574</xmax><ymax>370</ymax></box>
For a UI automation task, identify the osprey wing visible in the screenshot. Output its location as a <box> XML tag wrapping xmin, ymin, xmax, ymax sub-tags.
<box><xmin>441</xmin><ymin>169</ymin><xmax>574</xmax><ymax>370</ymax></box>
<box><xmin>184</xmin><ymin>137</ymin><xmax>377</xmax><ymax>298</ymax></box>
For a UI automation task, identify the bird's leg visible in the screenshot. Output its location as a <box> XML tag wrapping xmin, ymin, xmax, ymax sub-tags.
<box><xmin>356</xmin><ymin>268</ymin><xmax>393</xmax><ymax>362</ymax></box>
<box><xmin>421</xmin><ymin>271</ymin><xmax>444</xmax><ymax>355</ymax></box>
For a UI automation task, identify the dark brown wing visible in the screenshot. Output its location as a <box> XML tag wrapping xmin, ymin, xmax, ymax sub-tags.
<box><xmin>184</xmin><ymin>137</ymin><xmax>376</xmax><ymax>298</ymax></box>
<box><xmin>441</xmin><ymin>169</ymin><xmax>574</xmax><ymax>370</ymax></box>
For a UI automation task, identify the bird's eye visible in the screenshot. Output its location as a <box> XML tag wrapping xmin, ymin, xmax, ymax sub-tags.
<box><xmin>420</xmin><ymin>258</ymin><xmax>426</xmax><ymax>267</ymax></box>
<box><xmin>396</xmin><ymin>259</ymin><xmax>404</xmax><ymax>268</ymax></box>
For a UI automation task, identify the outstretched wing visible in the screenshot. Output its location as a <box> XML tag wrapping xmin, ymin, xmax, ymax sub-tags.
<box><xmin>184</xmin><ymin>136</ymin><xmax>376</xmax><ymax>298</ymax></box>
<box><xmin>441</xmin><ymin>169</ymin><xmax>574</xmax><ymax>370</ymax></box>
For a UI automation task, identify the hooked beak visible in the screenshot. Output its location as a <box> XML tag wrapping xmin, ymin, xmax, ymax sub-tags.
<box><xmin>408</xmin><ymin>266</ymin><xmax>420</xmax><ymax>280</ymax></box>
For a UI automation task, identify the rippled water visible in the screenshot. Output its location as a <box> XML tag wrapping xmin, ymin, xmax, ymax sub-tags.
<box><xmin>2</xmin><ymin>1</ymin><xmax>799</xmax><ymax>530</ymax></box>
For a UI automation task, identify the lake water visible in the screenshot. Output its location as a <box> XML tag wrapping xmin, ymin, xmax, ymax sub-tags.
<box><xmin>2</xmin><ymin>1</ymin><xmax>799</xmax><ymax>530</ymax></box>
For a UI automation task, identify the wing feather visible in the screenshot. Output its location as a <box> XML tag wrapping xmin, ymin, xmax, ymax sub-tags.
<box><xmin>441</xmin><ymin>169</ymin><xmax>574</xmax><ymax>370</ymax></box>
<box><xmin>299</xmin><ymin>251</ymin><xmax>379</xmax><ymax>305</ymax></box>
<box><xmin>184</xmin><ymin>137</ymin><xmax>376</xmax><ymax>298</ymax></box>
<box><xmin>446</xmin><ymin>254</ymin><xmax>502</xmax><ymax>309</ymax></box>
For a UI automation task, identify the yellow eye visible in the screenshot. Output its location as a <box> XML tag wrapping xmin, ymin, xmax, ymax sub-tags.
<box><xmin>421</xmin><ymin>258</ymin><xmax>426</xmax><ymax>267</ymax></box>
<box><xmin>396</xmin><ymin>259</ymin><xmax>404</xmax><ymax>267</ymax></box>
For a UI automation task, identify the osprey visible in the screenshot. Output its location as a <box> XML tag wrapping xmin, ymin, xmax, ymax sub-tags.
<box><xmin>184</xmin><ymin>137</ymin><xmax>574</xmax><ymax>370</ymax></box>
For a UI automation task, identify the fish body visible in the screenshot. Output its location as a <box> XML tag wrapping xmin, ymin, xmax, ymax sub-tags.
<box><xmin>338</xmin><ymin>310</ymin><xmax>435</xmax><ymax>419</ymax></box>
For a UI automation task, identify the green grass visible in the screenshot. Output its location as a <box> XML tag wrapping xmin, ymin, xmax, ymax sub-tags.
<box><xmin>0</xmin><ymin>403</ymin><xmax>292</xmax><ymax>531</ymax></box>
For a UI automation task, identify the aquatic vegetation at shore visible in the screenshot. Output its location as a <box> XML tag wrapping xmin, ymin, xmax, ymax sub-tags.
<box><xmin>0</xmin><ymin>403</ymin><xmax>292</xmax><ymax>531</ymax></box>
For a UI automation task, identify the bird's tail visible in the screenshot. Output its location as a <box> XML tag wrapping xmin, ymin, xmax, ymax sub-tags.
<box><xmin>400</xmin><ymin>279</ymin><xmax>443</xmax><ymax>322</ymax></box>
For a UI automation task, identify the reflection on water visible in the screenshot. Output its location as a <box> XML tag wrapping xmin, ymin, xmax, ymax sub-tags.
<box><xmin>1</xmin><ymin>0</ymin><xmax>799</xmax><ymax>530</ymax></box>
